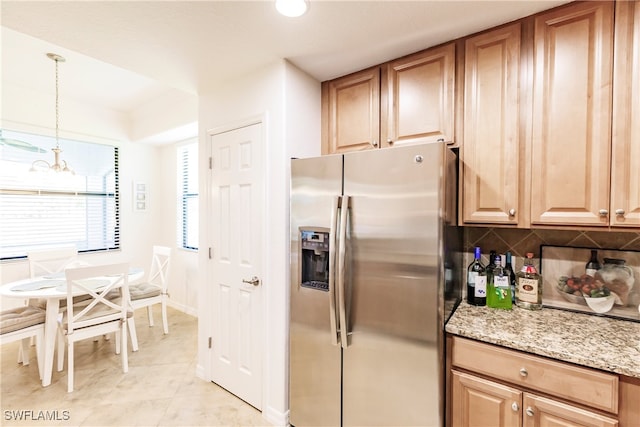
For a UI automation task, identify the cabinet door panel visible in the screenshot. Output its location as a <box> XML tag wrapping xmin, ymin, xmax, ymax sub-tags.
<box><xmin>384</xmin><ymin>43</ymin><xmax>455</xmax><ymax>147</ymax></box>
<box><xmin>326</xmin><ymin>67</ymin><xmax>380</xmax><ymax>154</ymax></box>
<box><xmin>530</xmin><ymin>2</ymin><xmax>613</xmax><ymax>226</ymax></box>
<box><xmin>452</xmin><ymin>370</ymin><xmax>522</xmax><ymax>427</ymax></box>
<box><xmin>462</xmin><ymin>23</ymin><xmax>521</xmax><ymax>225</ymax></box>
<box><xmin>611</xmin><ymin>0</ymin><xmax>640</xmax><ymax>227</ymax></box>
<box><xmin>522</xmin><ymin>394</ymin><xmax>618</xmax><ymax>427</ymax></box>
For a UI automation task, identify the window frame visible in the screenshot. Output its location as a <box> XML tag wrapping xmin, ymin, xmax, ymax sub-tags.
<box><xmin>0</xmin><ymin>129</ymin><xmax>120</xmax><ymax>260</ymax></box>
<box><xmin>177</xmin><ymin>141</ymin><xmax>198</xmax><ymax>251</ymax></box>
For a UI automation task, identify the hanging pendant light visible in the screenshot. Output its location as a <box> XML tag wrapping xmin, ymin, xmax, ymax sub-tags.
<box><xmin>30</xmin><ymin>53</ymin><xmax>73</xmax><ymax>174</ymax></box>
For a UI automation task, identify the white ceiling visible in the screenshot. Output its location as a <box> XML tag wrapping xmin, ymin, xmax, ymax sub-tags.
<box><xmin>1</xmin><ymin>0</ymin><xmax>569</xmax><ymax>128</ymax></box>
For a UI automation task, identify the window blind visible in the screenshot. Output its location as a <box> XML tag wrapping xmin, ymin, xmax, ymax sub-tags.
<box><xmin>0</xmin><ymin>129</ymin><xmax>120</xmax><ymax>260</ymax></box>
<box><xmin>178</xmin><ymin>142</ymin><xmax>198</xmax><ymax>250</ymax></box>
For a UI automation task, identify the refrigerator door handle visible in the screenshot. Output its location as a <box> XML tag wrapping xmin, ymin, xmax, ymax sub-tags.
<box><xmin>328</xmin><ymin>195</ymin><xmax>340</xmax><ymax>346</ymax></box>
<box><xmin>338</xmin><ymin>195</ymin><xmax>350</xmax><ymax>349</ymax></box>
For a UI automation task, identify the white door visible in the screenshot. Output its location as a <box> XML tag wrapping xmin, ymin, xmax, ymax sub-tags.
<box><xmin>210</xmin><ymin>122</ymin><xmax>263</xmax><ymax>409</ymax></box>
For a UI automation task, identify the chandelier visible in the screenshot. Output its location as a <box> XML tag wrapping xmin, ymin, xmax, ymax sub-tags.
<box><xmin>31</xmin><ymin>53</ymin><xmax>73</xmax><ymax>174</ymax></box>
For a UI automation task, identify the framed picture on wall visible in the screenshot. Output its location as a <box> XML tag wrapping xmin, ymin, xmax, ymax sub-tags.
<box><xmin>541</xmin><ymin>245</ymin><xmax>640</xmax><ymax>322</ymax></box>
<box><xmin>133</xmin><ymin>181</ymin><xmax>148</xmax><ymax>212</ymax></box>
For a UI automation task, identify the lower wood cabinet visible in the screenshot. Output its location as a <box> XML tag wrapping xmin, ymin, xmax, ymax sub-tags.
<box><xmin>452</xmin><ymin>370</ymin><xmax>618</xmax><ymax>427</ymax></box>
<box><xmin>447</xmin><ymin>336</ymin><xmax>640</xmax><ymax>427</ymax></box>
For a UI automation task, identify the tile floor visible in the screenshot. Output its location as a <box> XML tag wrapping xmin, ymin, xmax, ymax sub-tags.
<box><xmin>1</xmin><ymin>307</ymin><xmax>272</xmax><ymax>427</ymax></box>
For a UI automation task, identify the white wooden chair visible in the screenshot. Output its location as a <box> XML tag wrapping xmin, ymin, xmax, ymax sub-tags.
<box><xmin>0</xmin><ymin>306</ymin><xmax>46</xmax><ymax>380</ymax></box>
<box><xmin>58</xmin><ymin>262</ymin><xmax>132</xmax><ymax>392</ymax></box>
<box><xmin>127</xmin><ymin>246</ymin><xmax>171</xmax><ymax>352</ymax></box>
<box><xmin>20</xmin><ymin>246</ymin><xmax>80</xmax><ymax>365</ymax></box>
<box><xmin>28</xmin><ymin>246</ymin><xmax>79</xmax><ymax>279</ymax></box>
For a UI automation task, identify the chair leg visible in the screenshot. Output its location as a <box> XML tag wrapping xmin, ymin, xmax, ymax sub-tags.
<box><xmin>127</xmin><ymin>317</ymin><xmax>139</xmax><ymax>352</ymax></box>
<box><xmin>35</xmin><ymin>330</ymin><xmax>44</xmax><ymax>380</ymax></box>
<box><xmin>20</xmin><ymin>338</ymin><xmax>31</xmax><ymax>366</ymax></box>
<box><xmin>147</xmin><ymin>306</ymin><xmax>154</xmax><ymax>327</ymax></box>
<box><xmin>115</xmin><ymin>331</ymin><xmax>121</xmax><ymax>355</ymax></box>
<box><xmin>57</xmin><ymin>329</ymin><xmax>65</xmax><ymax>372</ymax></box>
<box><xmin>67</xmin><ymin>341</ymin><xmax>74</xmax><ymax>393</ymax></box>
<box><xmin>121</xmin><ymin>321</ymin><xmax>128</xmax><ymax>374</ymax></box>
<box><xmin>161</xmin><ymin>300</ymin><xmax>169</xmax><ymax>334</ymax></box>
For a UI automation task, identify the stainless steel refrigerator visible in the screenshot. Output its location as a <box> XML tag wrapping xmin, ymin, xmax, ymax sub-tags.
<box><xmin>289</xmin><ymin>142</ymin><xmax>462</xmax><ymax>427</ymax></box>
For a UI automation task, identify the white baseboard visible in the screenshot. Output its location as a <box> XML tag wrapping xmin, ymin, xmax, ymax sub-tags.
<box><xmin>167</xmin><ymin>299</ymin><xmax>197</xmax><ymax>317</ymax></box>
<box><xmin>263</xmin><ymin>405</ymin><xmax>289</xmax><ymax>427</ymax></box>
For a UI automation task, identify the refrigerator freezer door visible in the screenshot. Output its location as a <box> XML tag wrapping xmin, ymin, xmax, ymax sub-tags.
<box><xmin>290</xmin><ymin>154</ymin><xmax>342</xmax><ymax>427</ymax></box>
<box><xmin>342</xmin><ymin>143</ymin><xmax>446</xmax><ymax>426</ymax></box>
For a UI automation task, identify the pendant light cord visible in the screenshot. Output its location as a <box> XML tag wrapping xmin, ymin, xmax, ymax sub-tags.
<box><xmin>55</xmin><ymin>57</ymin><xmax>60</xmax><ymax>149</ymax></box>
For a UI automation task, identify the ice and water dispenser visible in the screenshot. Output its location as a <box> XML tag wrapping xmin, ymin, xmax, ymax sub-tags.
<box><xmin>299</xmin><ymin>229</ymin><xmax>330</xmax><ymax>291</ymax></box>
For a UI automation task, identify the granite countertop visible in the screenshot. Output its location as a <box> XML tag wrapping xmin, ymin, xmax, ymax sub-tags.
<box><xmin>445</xmin><ymin>301</ymin><xmax>640</xmax><ymax>378</ymax></box>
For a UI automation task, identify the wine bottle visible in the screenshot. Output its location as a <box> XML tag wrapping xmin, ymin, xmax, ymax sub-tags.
<box><xmin>515</xmin><ymin>253</ymin><xmax>542</xmax><ymax>310</ymax></box>
<box><xmin>467</xmin><ymin>247</ymin><xmax>487</xmax><ymax>306</ymax></box>
<box><xmin>504</xmin><ymin>251</ymin><xmax>517</xmax><ymax>303</ymax></box>
<box><xmin>487</xmin><ymin>255</ymin><xmax>512</xmax><ymax>309</ymax></box>
<box><xmin>585</xmin><ymin>249</ymin><xmax>601</xmax><ymax>277</ymax></box>
<box><xmin>485</xmin><ymin>250</ymin><xmax>497</xmax><ymax>280</ymax></box>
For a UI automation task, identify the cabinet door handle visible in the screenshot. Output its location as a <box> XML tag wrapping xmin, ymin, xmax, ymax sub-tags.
<box><xmin>511</xmin><ymin>402</ymin><xmax>519</xmax><ymax>412</ymax></box>
<box><xmin>508</xmin><ymin>209</ymin><xmax>516</xmax><ymax>217</ymax></box>
<box><xmin>599</xmin><ymin>209</ymin><xmax>608</xmax><ymax>216</ymax></box>
<box><xmin>525</xmin><ymin>407</ymin><xmax>535</xmax><ymax>417</ymax></box>
<box><xmin>615</xmin><ymin>209</ymin><xmax>625</xmax><ymax>215</ymax></box>
<box><xmin>519</xmin><ymin>367</ymin><xmax>528</xmax><ymax>377</ymax></box>
<box><xmin>370</xmin><ymin>140</ymin><xmax>379</xmax><ymax>148</ymax></box>
<box><xmin>387</xmin><ymin>138</ymin><xmax>394</xmax><ymax>145</ymax></box>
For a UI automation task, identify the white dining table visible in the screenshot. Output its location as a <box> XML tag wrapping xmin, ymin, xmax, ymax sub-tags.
<box><xmin>0</xmin><ymin>267</ymin><xmax>144</xmax><ymax>387</ymax></box>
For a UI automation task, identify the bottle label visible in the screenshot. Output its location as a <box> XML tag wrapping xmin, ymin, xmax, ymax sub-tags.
<box><xmin>495</xmin><ymin>276</ymin><xmax>509</xmax><ymax>289</ymax></box>
<box><xmin>585</xmin><ymin>268</ymin><xmax>597</xmax><ymax>277</ymax></box>
<box><xmin>518</xmin><ymin>277</ymin><xmax>539</xmax><ymax>303</ymax></box>
<box><xmin>468</xmin><ymin>271</ymin><xmax>478</xmax><ymax>285</ymax></box>
<box><xmin>474</xmin><ymin>275</ymin><xmax>487</xmax><ymax>298</ymax></box>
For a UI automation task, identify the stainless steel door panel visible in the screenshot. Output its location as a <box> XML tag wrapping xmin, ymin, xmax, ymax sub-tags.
<box><xmin>290</xmin><ymin>155</ymin><xmax>342</xmax><ymax>427</ymax></box>
<box><xmin>342</xmin><ymin>143</ymin><xmax>446</xmax><ymax>426</ymax></box>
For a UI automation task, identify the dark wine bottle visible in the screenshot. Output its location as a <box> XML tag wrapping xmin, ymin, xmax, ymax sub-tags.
<box><xmin>504</xmin><ymin>251</ymin><xmax>517</xmax><ymax>303</ymax></box>
<box><xmin>585</xmin><ymin>249</ymin><xmax>601</xmax><ymax>277</ymax></box>
<box><xmin>467</xmin><ymin>247</ymin><xmax>487</xmax><ymax>306</ymax></box>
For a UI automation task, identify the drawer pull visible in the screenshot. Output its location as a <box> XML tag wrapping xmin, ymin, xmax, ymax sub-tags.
<box><xmin>511</xmin><ymin>402</ymin><xmax>519</xmax><ymax>412</ymax></box>
<box><xmin>519</xmin><ymin>367</ymin><xmax>528</xmax><ymax>377</ymax></box>
<box><xmin>525</xmin><ymin>407</ymin><xmax>535</xmax><ymax>417</ymax></box>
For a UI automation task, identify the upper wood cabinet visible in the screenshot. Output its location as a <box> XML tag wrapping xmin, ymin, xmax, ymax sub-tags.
<box><xmin>530</xmin><ymin>1</ymin><xmax>614</xmax><ymax>226</ymax></box>
<box><xmin>322</xmin><ymin>67</ymin><xmax>381</xmax><ymax>154</ymax></box>
<box><xmin>321</xmin><ymin>43</ymin><xmax>455</xmax><ymax>155</ymax></box>
<box><xmin>610</xmin><ymin>0</ymin><xmax>640</xmax><ymax>227</ymax></box>
<box><xmin>461</xmin><ymin>23</ymin><xmax>523</xmax><ymax>225</ymax></box>
<box><xmin>383</xmin><ymin>43</ymin><xmax>455</xmax><ymax>148</ymax></box>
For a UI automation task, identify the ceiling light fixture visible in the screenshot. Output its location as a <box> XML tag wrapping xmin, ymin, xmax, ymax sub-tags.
<box><xmin>275</xmin><ymin>0</ymin><xmax>308</xmax><ymax>17</ymax></box>
<box><xmin>31</xmin><ymin>53</ymin><xmax>73</xmax><ymax>174</ymax></box>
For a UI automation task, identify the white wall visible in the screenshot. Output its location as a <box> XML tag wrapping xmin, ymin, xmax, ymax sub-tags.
<box><xmin>197</xmin><ymin>59</ymin><xmax>319</xmax><ymax>426</ymax></box>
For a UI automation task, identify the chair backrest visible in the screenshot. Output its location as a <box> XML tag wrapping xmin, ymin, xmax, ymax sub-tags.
<box><xmin>148</xmin><ymin>246</ymin><xmax>171</xmax><ymax>292</ymax></box>
<box><xmin>63</xmin><ymin>263</ymin><xmax>130</xmax><ymax>334</ymax></box>
<box><xmin>28</xmin><ymin>246</ymin><xmax>79</xmax><ymax>278</ymax></box>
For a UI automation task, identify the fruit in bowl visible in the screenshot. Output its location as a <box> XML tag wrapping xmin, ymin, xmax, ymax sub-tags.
<box><xmin>583</xmin><ymin>288</ymin><xmax>616</xmax><ymax>313</ymax></box>
<box><xmin>556</xmin><ymin>276</ymin><xmax>587</xmax><ymax>305</ymax></box>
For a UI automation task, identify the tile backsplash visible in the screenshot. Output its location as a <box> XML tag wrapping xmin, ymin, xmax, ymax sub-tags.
<box><xmin>463</xmin><ymin>227</ymin><xmax>640</xmax><ymax>271</ymax></box>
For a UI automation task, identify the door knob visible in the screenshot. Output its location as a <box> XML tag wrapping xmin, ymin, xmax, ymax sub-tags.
<box><xmin>242</xmin><ymin>276</ymin><xmax>260</xmax><ymax>286</ymax></box>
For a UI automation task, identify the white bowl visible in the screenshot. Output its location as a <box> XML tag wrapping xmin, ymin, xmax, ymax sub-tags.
<box><xmin>584</xmin><ymin>294</ymin><xmax>615</xmax><ymax>314</ymax></box>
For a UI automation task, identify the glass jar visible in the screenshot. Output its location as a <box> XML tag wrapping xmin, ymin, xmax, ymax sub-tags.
<box><xmin>595</xmin><ymin>258</ymin><xmax>635</xmax><ymax>305</ymax></box>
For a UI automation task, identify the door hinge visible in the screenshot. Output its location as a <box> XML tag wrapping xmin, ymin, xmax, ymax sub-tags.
<box><xmin>209</xmin><ymin>156</ymin><xmax>213</xmax><ymax>170</ymax></box>
<box><xmin>208</xmin><ymin>337</ymin><xmax>212</xmax><ymax>349</ymax></box>
<box><xmin>209</xmin><ymin>247</ymin><xmax>212</xmax><ymax>259</ymax></box>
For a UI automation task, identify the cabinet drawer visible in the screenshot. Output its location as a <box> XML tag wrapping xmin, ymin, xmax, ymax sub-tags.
<box><xmin>451</xmin><ymin>336</ymin><xmax>619</xmax><ymax>413</ymax></box>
